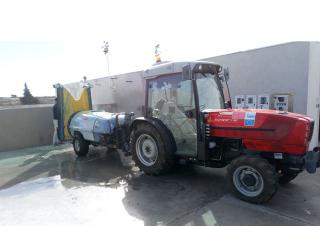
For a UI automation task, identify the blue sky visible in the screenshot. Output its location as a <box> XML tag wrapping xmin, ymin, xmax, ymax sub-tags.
<box><xmin>0</xmin><ymin>0</ymin><xmax>319</xmax><ymax>97</ymax></box>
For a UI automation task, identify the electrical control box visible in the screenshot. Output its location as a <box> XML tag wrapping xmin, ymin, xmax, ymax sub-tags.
<box><xmin>235</xmin><ymin>95</ymin><xmax>245</xmax><ymax>109</ymax></box>
<box><xmin>245</xmin><ymin>95</ymin><xmax>257</xmax><ymax>109</ymax></box>
<box><xmin>272</xmin><ymin>94</ymin><xmax>292</xmax><ymax>112</ymax></box>
<box><xmin>257</xmin><ymin>94</ymin><xmax>270</xmax><ymax>109</ymax></box>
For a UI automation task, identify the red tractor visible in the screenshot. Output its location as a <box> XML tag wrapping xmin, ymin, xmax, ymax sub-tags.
<box><xmin>69</xmin><ymin>61</ymin><xmax>320</xmax><ymax>203</ymax></box>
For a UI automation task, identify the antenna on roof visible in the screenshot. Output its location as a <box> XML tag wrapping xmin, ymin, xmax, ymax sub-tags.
<box><xmin>155</xmin><ymin>44</ymin><xmax>161</xmax><ymax>63</ymax></box>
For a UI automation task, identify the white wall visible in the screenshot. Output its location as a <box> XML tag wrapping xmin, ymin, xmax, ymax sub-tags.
<box><xmin>203</xmin><ymin>42</ymin><xmax>310</xmax><ymax>114</ymax></box>
<box><xmin>307</xmin><ymin>42</ymin><xmax>320</xmax><ymax>149</ymax></box>
<box><xmin>64</xmin><ymin>71</ymin><xmax>145</xmax><ymax>116</ymax></box>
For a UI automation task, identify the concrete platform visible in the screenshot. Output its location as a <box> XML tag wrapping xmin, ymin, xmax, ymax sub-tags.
<box><xmin>0</xmin><ymin>145</ymin><xmax>319</xmax><ymax>226</ymax></box>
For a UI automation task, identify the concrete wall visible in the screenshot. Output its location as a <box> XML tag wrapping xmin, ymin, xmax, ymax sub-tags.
<box><xmin>0</xmin><ymin>105</ymin><xmax>54</xmax><ymax>151</ymax></box>
<box><xmin>203</xmin><ymin>42</ymin><xmax>311</xmax><ymax>114</ymax></box>
<box><xmin>111</xmin><ymin>71</ymin><xmax>145</xmax><ymax>116</ymax></box>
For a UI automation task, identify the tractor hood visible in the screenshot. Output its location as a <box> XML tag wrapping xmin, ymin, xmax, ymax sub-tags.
<box><xmin>204</xmin><ymin>109</ymin><xmax>314</xmax><ymax>154</ymax></box>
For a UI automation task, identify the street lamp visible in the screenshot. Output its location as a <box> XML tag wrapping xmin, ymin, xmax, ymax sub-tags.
<box><xmin>102</xmin><ymin>41</ymin><xmax>110</xmax><ymax>75</ymax></box>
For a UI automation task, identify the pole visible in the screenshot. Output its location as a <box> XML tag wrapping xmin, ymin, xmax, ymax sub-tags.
<box><xmin>106</xmin><ymin>52</ymin><xmax>110</xmax><ymax>76</ymax></box>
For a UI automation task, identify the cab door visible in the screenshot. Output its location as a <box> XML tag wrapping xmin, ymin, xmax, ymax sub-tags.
<box><xmin>146</xmin><ymin>73</ymin><xmax>197</xmax><ymax>156</ymax></box>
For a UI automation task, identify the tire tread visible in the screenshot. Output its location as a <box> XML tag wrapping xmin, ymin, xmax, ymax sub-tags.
<box><xmin>131</xmin><ymin>122</ymin><xmax>174</xmax><ymax>175</ymax></box>
<box><xmin>227</xmin><ymin>156</ymin><xmax>278</xmax><ymax>204</ymax></box>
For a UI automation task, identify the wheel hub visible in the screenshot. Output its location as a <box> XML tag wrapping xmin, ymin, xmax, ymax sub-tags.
<box><xmin>242</xmin><ymin>173</ymin><xmax>256</xmax><ymax>187</ymax></box>
<box><xmin>142</xmin><ymin>139</ymin><xmax>156</xmax><ymax>158</ymax></box>
<box><xmin>233</xmin><ymin>165</ymin><xmax>264</xmax><ymax>197</ymax></box>
<box><xmin>136</xmin><ymin>134</ymin><xmax>158</xmax><ymax>166</ymax></box>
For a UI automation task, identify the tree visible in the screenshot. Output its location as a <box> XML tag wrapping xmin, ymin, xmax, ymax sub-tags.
<box><xmin>20</xmin><ymin>83</ymin><xmax>39</xmax><ymax>105</ymax></box>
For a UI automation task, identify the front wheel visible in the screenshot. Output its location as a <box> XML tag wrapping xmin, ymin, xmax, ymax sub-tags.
<box><xmin>227</xmin><ymin>156</ymin><xmax>278</xmax><ymax>204</ymax></box>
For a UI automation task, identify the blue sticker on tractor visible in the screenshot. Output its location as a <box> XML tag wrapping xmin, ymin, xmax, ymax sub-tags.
<box><xmin>244</xmin><ymin>112</ymin><xmax>256</xmax><ymax>126</ymax></box>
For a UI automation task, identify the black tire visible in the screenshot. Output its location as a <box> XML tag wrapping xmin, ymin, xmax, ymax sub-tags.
<box><xmin>227</xmin><ymin>156</ymin><xmax>278</xmax><ymax>204</ymax></box>
<box><xmin>279</xmin><ymin>172</ymin><xmax>298</xmax><ymax>185</ymax></box>
<box><xmin>73</xmin><ymin>134</ymin><xmax>89</xmax><ymax>157</ymax></box>
<box><xmin>131</xmin><ymin>123</ymin><xmax>175</xmax><ymax>175</ymax></box>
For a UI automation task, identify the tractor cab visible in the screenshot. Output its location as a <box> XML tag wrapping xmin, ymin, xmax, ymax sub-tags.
<box><xmin>143</xmin><ymin>61</ymin><xmax>230</xmax><ymax>157</ymax></box>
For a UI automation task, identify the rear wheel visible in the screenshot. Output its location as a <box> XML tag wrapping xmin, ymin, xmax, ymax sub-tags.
<box><xmin>278</xmin><ymin>172</ymin><xmax>298</xmax><ymax>185</ymax></box>
<box><xmin>227</xmin><ymin>156</ymin><xmax>278</xmax><ymax>204</ymax></box>
<box><xmin>73</xmin><ymin>134</ymin><xmax>89</xmax><ymax>157</ymax></box>
<box><xmin>131</xmin><ymin>123</ymin><xmax>175</xmax><ymax>175</ymax></box>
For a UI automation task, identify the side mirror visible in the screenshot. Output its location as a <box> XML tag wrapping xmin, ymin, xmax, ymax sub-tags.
<box><xmin>223</xmin><ymin>68</ymin><xmax>230</xmax><ymax>81</ymax></box>
<box><xmin>182</xmin><ymin>64</ymin><xmax>192</xmax><ymax>81</ymax></box>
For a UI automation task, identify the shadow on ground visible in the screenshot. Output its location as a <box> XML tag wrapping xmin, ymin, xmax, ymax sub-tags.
<box><xmin>0</xmin><ymin>145</ymin><xmax>228</xmax><ymax>226</ymax></box>
<box><xmin>0</xmin><ymin>145</ymin><xmax>320</xmax><ymax>226</ymax></box>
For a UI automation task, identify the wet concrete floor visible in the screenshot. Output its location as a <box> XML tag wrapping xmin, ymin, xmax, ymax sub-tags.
<box><xmin>0</xmin><ymin>145</ymin><xmax>320</xmax><ymax>226</ymax></box>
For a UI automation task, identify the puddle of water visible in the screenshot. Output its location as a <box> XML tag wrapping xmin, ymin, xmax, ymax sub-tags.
<box><xmin>0</xmin><ymin>176</ymin><xmax>144</xmax><ymax>226</ymax></box>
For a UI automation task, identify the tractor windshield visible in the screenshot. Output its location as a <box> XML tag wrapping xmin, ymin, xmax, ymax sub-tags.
<box><xmin>196</xmin><ymin>73</ymin><xmax>225</xmax><ymax>110</ymax></box>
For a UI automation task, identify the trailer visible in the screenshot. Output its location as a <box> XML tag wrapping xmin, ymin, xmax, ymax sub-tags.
<box><xmin>67</xmin><ymin>61</ymin><xmax>320</xmax><ymax>204</ymax></box>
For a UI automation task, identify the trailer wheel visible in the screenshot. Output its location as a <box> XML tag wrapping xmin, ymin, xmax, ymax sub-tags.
<box><xmin>278</xmin><ymin>172</ymin><xmax>298</xmax><ymax>185</ymax></box>
<box><xmin>131</xmin><ymin>123</ymin><xmax>174</xmax><ymax>175</ymax></box>
<box><xmin>73</xmin><ymin>134</ymin><xmax>89</xmax><ymax>157</ymax></box>
<box><xmin>227</xmin><ymin>156</ymin><xmax>278</xmax><ymax>204</ymax></box>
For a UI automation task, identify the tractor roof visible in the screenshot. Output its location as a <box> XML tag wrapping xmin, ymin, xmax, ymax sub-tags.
<box><xmin>143</xmin><ymin>61</ymin><xmax>221</xmax><ymax>79</ymax></box>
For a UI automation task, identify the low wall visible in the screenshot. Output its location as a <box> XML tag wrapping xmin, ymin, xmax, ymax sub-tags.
<box><xmin>0</xmin><ymin>105</ymin><xmax>54</xmax><ymax>151</ymax></box>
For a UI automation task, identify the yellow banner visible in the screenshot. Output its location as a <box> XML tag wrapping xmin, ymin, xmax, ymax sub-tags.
<box><xmin>63</xmin><ymin>87</ymin><xmax>91</xmax><ymax>139</ymax></box>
